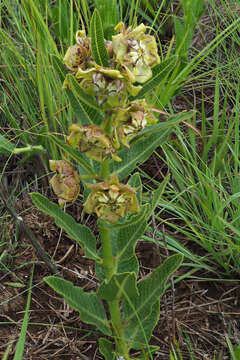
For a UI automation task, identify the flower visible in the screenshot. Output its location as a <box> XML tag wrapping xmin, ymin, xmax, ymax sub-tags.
<box><xmin>75</xmin><ymin>65</ymin><xmax>141</xmax><ymax>108</ymax></box>
<box><xmin>63</xmin><ymin>30</ymin><xmax>91</xmax><ymax>71</ymax></box>
<box><xmin>49</xmin><ymin>160</ymin><xmax>80</xmax><ymax>207</ymax></box>
<box><xmin>112</xmin><ymin>22</ymin><xmax>160</xmax><ymax>83</ymax></box>
<box><xmin>84</xmin><ymin>174</ymin><xmax>140</xmax><ymax>222</ymax></box>
<box><xmin>112</xmin><ymin>99</ymin><xmax>158</xmax><ymax>148</ymax></box>
<box><xmin>67</xmin><ymin>124</ymin><xmax>121</xmax><ymax>162</ymax></box>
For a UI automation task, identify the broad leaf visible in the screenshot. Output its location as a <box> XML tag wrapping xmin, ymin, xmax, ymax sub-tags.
<box><xmin>123</xmin><ymin>254</ymin><xmax>183</xmax><ymax>323</ymax></box>
<box><xmin>146</xmin><ymin>174</ymin><xmax>170</xmax><ymax>219</ymax></box>
<box><xmin>90</xmin><ymin>9</ymin><xmax>109</xmax><ymax>67</ymax></box>
<box><xmin>31</xmin><ymin>193</ymin><xmax>99</xmax><ymax>261</ymax></box>
<box><xmin>97</xmin><ymin>272</ymin><xmax>138</xmax><ymax>301</ymax></box>
<box><xmin>99</xmin><ymin>338</ymin><xmax>114</xmax><ymax>360</ymax></box>
<box><xmin>51</xmin><ymin>54</ymin><xmax>66</xmax><ymax>83</ymax></box>
<box><xmin>50</xmin><ymin>136</ymin><xmax>95</xmax><ymax>176</ymax></box>
<box><xmin>133</xmin><ymin>56</ymin><xmax>178</xmax><ymax>99</ymax></box>
<box><xmin>65</xmin><ymin>74</ymin><xmax>101</xmax><ymax>111</ymax></box>
<box><xmin>125</xmin><ymin>300</ymin><xmax>160</xmax><ymax>350</ymax></box>
<box><xmin>65</xmin><ymin>87</ymin><xmax>104</xmax><ymax>125</ymax></box>
<box><xmin>52</xmin><ymin>56</ymin><xmax>103</xmax><ymax>125</ymax></box>
<box><xmin>110</xmin><ymin>129</ymin><xmax>170</xmax><ymax>181</ymax></box>
<box><xmin>95</xmin><ymin>206</ymin><xmax>149</xmax><ymax>281</ymax></box>
<box><xmin>0</xmin><ymin>134</ymin><xmax>15</xmax><ymax>155</ymax></box>
<box><xmin>115</xmin><ymin>206</ymin><xmax>148</xmax><ymax>275</ymax></box>
<box><xmin>45</xmin><ymin>276</ymin><xmax>111</xmax><ymax>336</ymax></box>
<box><xmin>95</xmin><ymin>0</ymin><xmax>118</xmax><ymax>39</ymax></box>
<box><xmin>127</xmin><ymin>172</ymin><xmax>142</xmax><ymax>205</ymax></box>
<box><xmin>134</xmin><ymin>110</ymin><xmax>195</xmax><ymax>140</ymax></box>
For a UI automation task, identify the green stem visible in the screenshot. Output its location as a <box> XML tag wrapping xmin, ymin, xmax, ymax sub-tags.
<box><xmin>13</xmin><ymin>145</ymin><xmax>45</xmax><ymax>155</ymax></box>
<box><xmin>100</xmin><ymin>225</ymin><xmax>130</xmax><ymax>359</ymax></box>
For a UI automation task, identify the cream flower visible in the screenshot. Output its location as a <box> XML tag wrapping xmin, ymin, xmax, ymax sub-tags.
<box><xmin>112</xmin><ymin>22</ymin><xmax>160</xmax><ymax>83</ymax></box>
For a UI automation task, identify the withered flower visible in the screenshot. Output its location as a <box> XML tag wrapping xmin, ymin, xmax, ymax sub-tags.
<box><xmin>49</xmin><ymin>160</ymin><xmax>80</xmax><ymax>207</ymax></box>
<box><xmin>75</xmin><ymin>65</ymin><xmax>141</xmax><ymax>108</ymax></box>
<box><xmin>112</xmin><ymin>22</ymin><xmax>160</xmax><ymax>83</ymax></box>
<box><xmin>67</xmin><ymin>124</ymin><xmax>121</xmax><ymax>162</ymax></box>
<box><xmin>84</xmin><ymin>174</ymin><xmax>140</xmax><ymax>222</ymax></box>
<box><xmin>112</xmin><ymin>99</ymin><xmax>158</xmax><ymax>148</ymax></box>
<box><xmin>63</xmin><ymin>30</ymin><xmax>91</xmax><ymax>71</ymax></box>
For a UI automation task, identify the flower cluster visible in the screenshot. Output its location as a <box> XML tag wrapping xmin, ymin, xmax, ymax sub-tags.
<box><xmin>63</xmin><ymin>22</ymin><xmax>159</xmax><ymax>109</ymax></box>
<box><xmin>49</xmin><ymin>23</ymin><xmax>160</xmax><ymax>222</ymax></box>
<box><xmin>67</xmin><ymin>124</ymin><xmax>121</xmax><ymax>162</ymax></box>
<box><xmin>84</xmin><ymin>175</ymin><xmax>140</xmax><ymax>222</ymax></box>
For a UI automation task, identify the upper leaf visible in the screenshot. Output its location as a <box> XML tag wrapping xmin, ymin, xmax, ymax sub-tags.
<box><xmin>45</xmin><ymin>276</ymin><xmax>111</xmax><ymax>336</ymax></box>
<box><xmin>52</xmin><ymin>55</ymin><xmax>103</xmax><ymax>125</ymax></box>
<box><xmin>110</xmin><ymin>128</ymin><xmax>171</xmax><ymax>181</ymax></box>
<box><xmin>146</xmin><ymin>174</ymin><xmax>170</xmax><ymax>219</ymax></box>
<box><xmin>64</xmin><ymin>74</ymin><xmax>101</xmax><ymax>111</ymax></box>
<box><xmin>127</xmin><ymin>172</ymin><xmax>142</xmax><ymax>205</ymax></box>
<box><xmin>90</xmin><ymin>9</ymin><xmax>109</xmax><ymax>67</ymax></box>
<box><xmin>65</xmin><ymin>87</ymin><xmax>104</xmax><ymax>125</ymax></box>
<box><xmin>51</xmin><ymin>136</ymin><xmax>95</xmax><ymax>176</ymax></box>
<box><xmin>115</xmin><ymin>205</ymin><xmax>148</xmax><ymax>275</ymax></box>
<box><xmin>51</xmin><ymin>54</ymin><xmax>66</xmax><ymax>83</ymax></box>
<box><xmin>95</xmin><ymin>0</ymin><xmax>118</xmax><ymax>39</ymax></box>
<box><xmin>31</xmin><ymin>193</ymin><xmax>99</xmax><ymax>261</ymax></box>
<box><xmin>95</xmin><ymin>206</ymin><xmax>149</xmax><ymax>281</ymax></box>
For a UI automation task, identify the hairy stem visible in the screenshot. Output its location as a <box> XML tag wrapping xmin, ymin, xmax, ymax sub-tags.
<box><xmin>100</xmin><ymin>223</ymin><xmax>130</xmax><ymax>359</ymax></box>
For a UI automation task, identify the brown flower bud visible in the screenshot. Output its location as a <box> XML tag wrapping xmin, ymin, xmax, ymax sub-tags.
<box><xmin>49</xmin><ymin>160</ymin><xmax>80</xmax><ymax>207</ymax></box>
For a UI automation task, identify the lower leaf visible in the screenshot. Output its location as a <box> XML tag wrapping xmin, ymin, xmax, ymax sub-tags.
<box><xmin>99</xmin><ymin>338</ymin><xmax>114</xmax><ymax>360</ymax></box>
<box><xmin>124</xmin><ymin>300</ymin><xmax>160</xmax><ymax>350</ymax></box>
<box><xmin>44</xmin><ymin>276</ymin><xmax>111</xmax><ymax>336</ymax></box>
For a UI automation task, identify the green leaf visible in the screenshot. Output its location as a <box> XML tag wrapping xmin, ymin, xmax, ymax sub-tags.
<box><xmin>50</xmin><ymin>136</ymin><xmax>95</xmax><ymax>176</ymax></box>
<box><xmin>0</xmin><ymin>134</ymin><xmax>15</xmax><ymax>155</ymax></box>
<box><xmin>115</xmin><ymin>206</ymin><xmax>148</xmax><ymax>275</ymax></box>
<box><xmin>95</xmin><ymin>206</ymin><xmax>149</xmax><ymax>281</ymax></box>
<box><xmin>127</xmin><ymin>172</ymin><xmax>142</xmax><ymax>205</ymax></box>
<box><xmin>95</xmin><ymin>0</ymin><xmax>120</xmax><ymax>40</ymax></box>
<box><xmin>99</xmin><ymin>338</ymin><xmax>114</xmax><ymax>360</ymax></box>
<box><xmin>51</xmin><ymin>54</ymin><xmax>66</xmax><ymax>83</ymax></box>
<box><xmin>52</xmin><ymin>56</ymin><xmax>103</xmax><ymax>125</ymax></box>
<box><xmin>90</xmin><ymin>9</ymin><xmax>109</xmax><ymax>67</ymax></box>
<box><xmin>45</xmin><ymin>276</ymin><xmax>111</xmax><ymax>336</ymax></box>
<box><xmin>133</xmin><ymin>56</ymin><xmax>178</xmax><ymax>99</ymax></box>
<box><xmin>31</xmin><ymin>193</ymin><xmax>99</xmax><ymax>261</ymax></box>
<box><xmin>123</xmin><ymin>254</ymin><xmax>183</xmax><ymax>348</ymax></box>
<box><xmin>65</xmin><ymin>86</ymin><xmax>104</xmax><ymax>125</ymax></box>
<box><xmin>134</xmin><ymin>111</ymin><xmax>195</xmax><ymax>140</ymax></box>
<box><xmin>125</xmin><ymin>300</ymin><xmax>160</xmax><ymax>350</ymax></box>
<box><xmin>111</xmin><ymin>129</ymin><xmax>170</xmax><ymax>181</ymax></box>
<box><xmin>65</xmin><ymin>74</ymin><xmax>101</xmax><ymax>111</ymax></box>
<box><xmin>95</xmin><ymin>0</ymin><xmax>118</xmax><ymax>39</ymax></box>
<box><xmin>97</xmin><ymin>272</ymin><xmax>139</xmax><ymax>301</ymax></box>
<box><xmin>146</xmin><ymin>174</ymin><xmax>170</xmax><ymax>219</ymax></box>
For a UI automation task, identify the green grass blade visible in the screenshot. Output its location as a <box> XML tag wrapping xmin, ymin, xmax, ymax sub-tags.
<box><xmin>13</xmin><ymin>266</ymin><xmax>34</xmax><ymax>360</ymax></box>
